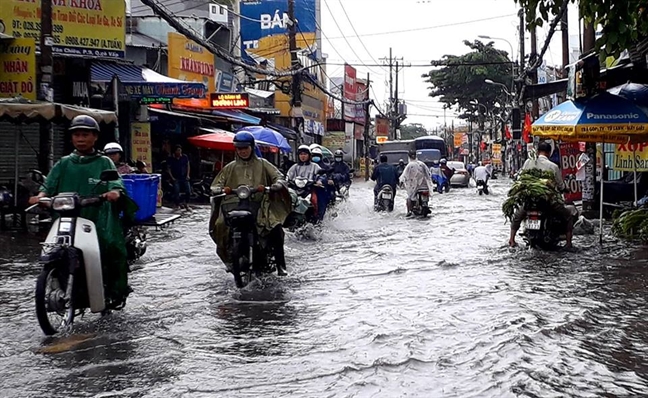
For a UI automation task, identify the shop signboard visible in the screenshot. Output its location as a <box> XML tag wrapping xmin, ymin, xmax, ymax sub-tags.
<box><xmin>343</xmin><ymin>64</ymin><xmax>357</xmax><ymax>122</ymax></box>
<box><xmin>376</xmin><ymin>116</ymin><xmax>389</xmax><ymax>137</ymax></box>
<box><xmin>354</xmin><ymin>124</ymin><xmax>364</xmax><ymax>140</ymax></box>
<box><xmin>323</xmin><ymin>131</ymin><xmax>345</xmax><ymax>151</ymax></box>
<box><xmin>355</xmin><ymin>79</ymin><xmax>366</xmax><ymax>125</ymax></box>
<box><xmin>131</xmin><ymin>122</ymin><xmax>152</xmax><ymax>169</ymax></box>
<box><xmin>0</xmin><ymin>0</ymin><xmax>125</xmax><ymax>59</ymax></box>
<box><xmin>210</xmin><ymin>93</ymin><xmax>250</xmax><ymax>109</ymax></box>
<box><xmin>0</xmin><ymin>38</ymin><xmax>36</xmax><ymax>100</ymax></box>
<box><xmin>454</xmin><ymin>133</ymin><xmax>464</xmax><ymax>148</ymax></box>
<box><xmin>491</xmin><ymin>143</ymin><xmax>502</xmax><ymax>165</ymax></box>
<box><xmin>240</xmin><ymin>0</ymin><xmax>317</xmax><ymax>50</ymax></box>
<box><xmin>168</xmin><ymin>32</ymin><xmax>215</xmax><ymax>95</ymax></box>
<box><xmin>123</xmin><ymin>82</ymin><xmax>205</xmax><ymax>100</ymax></box>
<box><xmin>613</xmin><ymin>142</ymin><xmax>648</xmax><ymax>172</ymax></box>
<box><xmin>559</xmin><ymin>142</ymin><xmax>582</xmax><ymax>202</ymax></box>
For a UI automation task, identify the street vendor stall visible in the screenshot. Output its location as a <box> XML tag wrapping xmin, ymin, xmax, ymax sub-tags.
<box><xmin>532</xmin><ymin>91</ymin><xmax>648</xmax><ymax>243</ymax></box>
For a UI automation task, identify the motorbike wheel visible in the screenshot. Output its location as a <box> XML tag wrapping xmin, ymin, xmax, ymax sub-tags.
<box><xmin>478</xmin><ymin>190</ymin><xmax>483</xmax><ymax>196</ymax></box>
<box><xmin>444</xmin><ymin>183</ymin><xmax>450</xmax><ymax>193</ymax></box>
<box><xmin>35</xmin><ymin>263</ymin><xmax>74</xmax><ymax>335</ymax></box>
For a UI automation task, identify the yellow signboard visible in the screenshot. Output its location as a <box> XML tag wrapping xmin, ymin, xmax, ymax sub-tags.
<box><xmin>0</xmin><ymin>38</ymin><xmax>36</xmax><ymax>100</ymax></box>
<box><xmin>323</xmin><ymin>131</ymin><xmax>346</xmax><ymax>150</ymax></box>
<box><xmin>168</xmin><ymin>32</ymin><xmax>215</xmax><ymax>95</ymax></box>
<box><xmin>131</xmin><ymin>122</ymin><xmax>152</xmax><ymax>169</ymax></box>
<box><xmin>614</xmin><ymin>142</ymin><xmax>648</xmax><ymax>171</ymax></box>
<box><xmin>0</xmin><ymin>0</ymin><xmax>125</xmax><ymax>58</ymax></box>
<box><xmin>491</xmin><ymin>143</ymin><xmax>502</xmax><ymax>165</ymax></box>
<box><xmin>454</xmin><ymin>133</ymin><xmax>464</xmax><ymax>147</ymax></box>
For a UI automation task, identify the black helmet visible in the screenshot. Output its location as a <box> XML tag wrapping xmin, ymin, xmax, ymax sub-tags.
<box><xmin>233</xmin><ymin>131</ymin><xmax>255</xmax><ymax>148</ymax></box>
<box><xmin>408</xmin><ymin>149</ymin><xmax>417</xmax><ymax>159</ymax></box>
<box><xmin>70</xmin><ymin>115</ymin><xmax>100</xmax><ymax>132</ymax></box>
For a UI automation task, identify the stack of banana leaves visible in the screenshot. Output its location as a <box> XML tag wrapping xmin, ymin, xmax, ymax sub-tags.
<box><xmin>502</xmin><ymin>169</ymin><xmax>564</xmax><ymax>222</ymax></box>
<box><xmin>612</xmin><ymin>208</ymin><xmax>648</xmax><ymax>242</ymax></box>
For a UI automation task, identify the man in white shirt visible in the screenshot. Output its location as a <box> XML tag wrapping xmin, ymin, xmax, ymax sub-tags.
<box><xmin>473</xmin><ymin>162</ymin><xmax>491</xmax><ymax>194</ymax></box>
<box><xmin>509</xmin><ymin>142</ymin><xmax>574</xmax><ymax>248</ymax></box>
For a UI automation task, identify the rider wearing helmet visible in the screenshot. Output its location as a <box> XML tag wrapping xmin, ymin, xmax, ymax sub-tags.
<box><xmin>210</xmin><ymin>131</ymin><xmax>292</xmax><ymax>276</ymax></box>
<box><xmin>371</xmin><ymin>154</ymin><xmax>398</xmax><ymax>208</ymax></box>
<box><xmin>399</xmin><ymin>149</ymin><xmax>435</xmax><ymax>217</ymax></box>
<box><xmin>287</xmin><ymin>145</ymin><xmax>329</xmax><ymax>221</ymax></box>
<box><xmin>396</xmin><ymin>158</ymin><xmax>406</xmax><ymax>179</ymax></box>
<box><xmin>29</xmin><ymin>115</ymin><xmax>135</xmax><ymax>307</ymax></box>
<box><xmin>104</xmin><ymin>142</ymin><xmax>133</xmax><ymax>175</ymax></box>
<box><xmin>331</xmin><ymin>149</ymin><xmax>351</xmax><ymax>188</ymax></box>
<box><xmin>439</xmin><ymin>158</ymin><xmax>455</xmax><ymax>180</ymax></box>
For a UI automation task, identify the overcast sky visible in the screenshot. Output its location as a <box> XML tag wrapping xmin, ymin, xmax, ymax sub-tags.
<box><xmin>320</xmin><ymin>0</ymin><xmax>581</xmax><ymax>129</ymax></box>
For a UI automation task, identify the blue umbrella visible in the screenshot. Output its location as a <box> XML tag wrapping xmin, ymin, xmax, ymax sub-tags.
<box><xmin>237</xmin><ymin>126</ymin><xmax>292</xmax><ymax>152</ymax></box>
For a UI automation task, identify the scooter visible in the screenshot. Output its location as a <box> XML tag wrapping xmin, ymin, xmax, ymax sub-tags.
<box><xmin>285</xmin><ymin>177</ymin><xmax>319</xmax><ymax>230</ymax></box>
<box><xmin>211</xmin><ymin>185</ymin><xmax>283</xmax><ymax>288</ymax></box>
<box><xmin>30</xmin><ymin>170</ymin><xmax>125</xmax><ymax>336</ymax></box>
<box><xmin>411</xmin><ymin>189</ymin><xmax>431</xmax><ymax>218</ymax></box>
<box><xmin>191</xmin><ymin>174</ymin><xmax>214</xmax><ymax>202</ymax></box>
<box><xmin>476</xmin><ymin>180</ymin><xmax>490</xmax><ymax>195</ymax></box>
<box><xmin>375</xmin><ymin>184</ymin><xmax>395</xmax><ymax>212</ymax></box>
<box><xmin>522</xmin><ymin>200</ymin><xmax>577</xmax><ymax>250</ymax></box>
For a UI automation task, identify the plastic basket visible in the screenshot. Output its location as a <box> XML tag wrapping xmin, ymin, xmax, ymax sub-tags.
<box><xmin>122</xmin><ymin>174</ymin><xmax>160</xmax><ymax>222</ymax></box>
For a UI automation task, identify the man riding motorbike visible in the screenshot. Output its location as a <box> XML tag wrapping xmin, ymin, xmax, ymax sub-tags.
<box><xmin>473</xmin><ymin>161</ymin><xmax>491</xmax><ymax>193</ymax></box>
<box><xmin>371</xmin><ymin>154</ymin><xmax>398</xmax><ymax>208</ymax></box>
<box><xmin>399</xmin><ymin>150</ymin><xmax>435</xmax><ymax>217</ymax></box>
<box><xmin>509</xmin><ymin>141</ymin><xmax>575</xmax><ymax>248</ymax></box>
<box><xmin>396</xmin><ymin>159</ymin><xmax>406</xmax><ymax>179</ymax></box>
<box><xmin>286</xmin><ymin>145</ymin><xmax>328</xmax><ymax>221</ymax></box>
<box><xmin>331</xmin><ymin>149</ymin><xmax>351</xmax><ymax>192</ymax></box>
<box><xmin>440</xmin><ymin>159</ymin><xmax>455</xmax><ymax>181</ymax></box>
<box><xmin>210</xmin><ymin>132</ymin><xmax>292</xmax><ymax>276</ymax></box>
<box><xmin>28</xmin><ymin>115</ymin><xmax>136</xmax><ymax>306</ymax></box>
<box><xmin>430</xmin><ymin>159</ymin><xmax>446</xmax><ymax>193</ymax></box>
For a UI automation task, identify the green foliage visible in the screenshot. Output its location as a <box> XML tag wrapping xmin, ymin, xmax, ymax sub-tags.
<box><xmin>514</xmin><ymin>0</ymin><xmax>648</xmax><ymax>58</ymax></box>
<box><xmin>422</xmin><ymin>40</ymin><xmax>512</xmax><ymax>120</ymax></box>
<box><xmin>502</xmin><ymin>168</ymin><xmax>564</xmax><ymax>221</ymax></box>
<box><xmin>399</xmin><ymin>123</ymin><xmax>428</xmax><ymax>140</ymax></box>
<box><xmin>612</xmin><ymin>208</ymin><xmax>648</xmax><ymax>241</ymax></box>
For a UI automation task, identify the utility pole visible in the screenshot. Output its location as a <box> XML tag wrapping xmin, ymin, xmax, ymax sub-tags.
<box><xmin>530</xmin><ymin>26</ymin><xmax>539</xmax><ymax>119</ymax></box>
<box><xmin>582</xmin><ymin>18</ymin><xmax>597</xmax><ymax>218</ymax></box>
<box><xmin>38</xmin><ymin>0</ymin><xmax>54</xmax><ymax>173</ymax></box>
<box><xmin>287</xmin><ymin>0</ymin><xmax>302</xmax><ymax>147</ymax></box>
<box><xmin>380</xmin><ymin>48</ymin><xmax>404</xmax><ymax>140</ymax></box>
<box><xmin>561</xmin><ymin>6</ymin><xmax>569</xmax><ymax>103</ymax></box>
<box><xmin>364</xmin><ymin>72</ymin><xmax>371</xmax><ymax>181</ymax></box>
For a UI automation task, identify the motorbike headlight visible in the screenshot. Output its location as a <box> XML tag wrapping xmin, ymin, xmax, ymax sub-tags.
<box><xmin>237</xmin><ymin>186</ymin><xmax>251</xmax><ymax>200</ymax></box>
<box><xmin>52</xmin><ymin>196</ymin><xmax>76</xmax><ymax>211</ymax></box>
<box><xmin>295</xmin><ymin>179</ymin><xmax>307</xmax><ymax>189</ymax></box>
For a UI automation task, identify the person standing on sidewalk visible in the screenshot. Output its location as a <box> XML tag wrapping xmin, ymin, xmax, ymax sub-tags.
<box><xmin>166</xmin><ymin>145</ymin><xmax>191</xmax><ymax>210</ymax></box>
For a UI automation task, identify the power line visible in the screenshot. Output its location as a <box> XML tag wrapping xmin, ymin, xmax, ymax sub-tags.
<box><xmin>335</xmin><ymin>0</ymin><xmax>386</xmax><ymax>73</ymax></box>
<box><xmin>325</xmin><ymin>14</ymin><xmax>516</xmax><ymax>40</ymax></box>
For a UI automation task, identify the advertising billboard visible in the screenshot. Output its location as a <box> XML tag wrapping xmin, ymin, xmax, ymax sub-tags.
<box><xmin>240</xmin><ymin>0</ymin><xmax>317</xmax><ymax>50</ymax></box>
<box><xmin>0</xmin><ymin>0</ymin><xmax>125</xmax><ymax>59</ymax></box>
<box><xmin>343</xmin><ymin>64</ymin><xmax>356</xmax><ymax>122</ymax></box>
<box><xmin>0</xmin><ymin>38</ymin><xmax>36</xmax><ymax>100</ymax></box>
<box><xmin>168</xmin><ymin>32</ymin><xmax>215</xmax><ymax>95</ymax></box>
<box><xmin>355</xmin><ymin>79</ymin><xmax>366</xmax><ymax>125</ymax></box>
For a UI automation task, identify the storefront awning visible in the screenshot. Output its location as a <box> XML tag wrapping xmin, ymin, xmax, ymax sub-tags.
<box><xmin>266</xmin><ymin>122</ymin><xmax>298</xmax><ymax>140</ymax></box>
<box><xmin>212</xmin><ymin>109</ymin><xmax>261</xmax><ymax>125</ymax></box>
<box><xmin>0</xmin><ymin>98</ymin><xmax>117</xmax><ymax>124</ymax></box>
<box><xmin>91</xmin><ymin>62</ymin><xmax>206</xmax><ymax>99</ymax></box>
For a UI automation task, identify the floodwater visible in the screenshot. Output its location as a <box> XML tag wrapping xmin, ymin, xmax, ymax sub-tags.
<box><xmin>1</xmin><ymin>179</ymin><xmax>647</xmax><ymax>397</ymax></box>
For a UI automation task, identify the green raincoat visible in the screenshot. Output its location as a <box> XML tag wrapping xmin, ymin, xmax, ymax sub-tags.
<box><xmin>209</xmin><ymin>153</ymin><xmax>292</xmax><ymax>265</ymax></box>
<box><xmin>41</xmin><ymin>151</ymin><xmax>136</xmax><ymax>299</ymax></box>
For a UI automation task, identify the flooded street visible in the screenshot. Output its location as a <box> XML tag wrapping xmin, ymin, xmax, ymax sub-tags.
<box><xmin>1</xmin><ymin>179</ymin><xmax>648</xmax><ymax>397</ymax></box>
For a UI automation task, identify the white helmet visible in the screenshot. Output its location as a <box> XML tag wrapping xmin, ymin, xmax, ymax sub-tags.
<box><xmin>104</xmin><ymin>142</ymin><xmax>123</xmax><ymax>155</ymax></box>
<box><xmin>297</xmin><ymin>145</ymin><xmax>311</xmax><ymax>155</ymax></box>
<box><xmin>311</xmin><ymin>147</ymin><xmax>323</xmax><ymax>157</ymax></box>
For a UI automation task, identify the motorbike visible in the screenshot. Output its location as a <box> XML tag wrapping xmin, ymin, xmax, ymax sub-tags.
<box><xmin>125</xmin><ymin>225</ymin><xmax>147</xmax><ymax>263</ymax></box>
<box><xmin>412</xmin><ymin>189</ymin><xmax>431</xmax><ymax>217</ymax></box>
<box><xmin>431</xmin><ymin>173</ymin><xmax>450</xmax><ymax>194</ymax></box>
<box><xmin>191</xmin><ymin>174</ymin><xmax>214</xmax><ymax>202</ymax></box>
<box><xmin>476</xmin><ymin>180</ymin><xmax>490</xmax><ymax>195</ymax></box>
<box><xmin>29</xmin><ymin>170</ymin><xmax>124</xmax><ymax>336</ymax></box>
<box><xmin>285</xmin><ymin>177</ymin><xmax>319</xmax><ymax>230</ymax></box>
<box><xmin>375</xmin><ymin>184</ymin><xmax>395</xmax><ymax>212</ymax></box>
<box><xmin>211</xmin><ymin>184</ymin><xmax>282</xmax><ymax>288</ymax></box>
<box><xmin>523</xmin><ymin>200</ymin><xmax>576</xmax><ymax>249</ymax></box>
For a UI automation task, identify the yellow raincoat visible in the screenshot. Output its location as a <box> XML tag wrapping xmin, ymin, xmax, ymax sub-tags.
<box><xmin>209</xmin><ymin>153</ymin><xmax>291</xmax><ymax>265</ymax></box>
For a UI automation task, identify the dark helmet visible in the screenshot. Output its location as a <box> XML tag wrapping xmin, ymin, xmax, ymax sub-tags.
<box><xmin>334</xmin><ymin>149</ymin><xmax>344</xmax><ymax>161</ymax></box>
<box><xmin>380</xmin><ymin>154</ymin><xmax>388</xmax><ymax>163</ymax></box>
<box><xmin>408</xmin><ymin>149</ymin><xmax>417</xmax><ymax>159</ymax></box>
<box><xmin>70</xmin><ymin>115</ymin><xmax>100</xmax><ymax>132</ymax></box>
<box><xmin>398</xmin><ymin>159</ymin><xmax>404</xmax><ymax>165</ymax></box>
<box><xmin>538</xmin><ymin>141</ymin><xmax>552</xmax><ymax>154</ymax></box>
<box><xmin>233</xmin><ymin>131</ymin><xmax>255</xmax><ymax>148</ymax></box>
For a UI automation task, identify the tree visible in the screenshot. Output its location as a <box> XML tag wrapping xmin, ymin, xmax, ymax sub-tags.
<box><xmin>515</xmin><ymin>0</ymin><xmax>648</xmax><ymax>58</ymax></box>
<box><xmin>399</xmin><ymin>123</ymin><xmax>428</xmax><ymax>140</ymax></box>
<box><xmin>422</xmin><ymin>40</ymin><xmax>513</xmax><ymax>122</ymax></box>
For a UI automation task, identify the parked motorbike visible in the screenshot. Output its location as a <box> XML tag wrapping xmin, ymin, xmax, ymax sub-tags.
<box><xmin>375</xmin><ymin>184</ymin><xmax>395</xmax><ymax>212</ymax></box>
<box><xmin>191</xmin><ymin>174</ymin><xmax>214</xmax><ymax>202</ymax></box>
<box><xmin>476</xmin><ymin>180</ymin><xmax>490</xmax><ymax>195</ymax></box>
<box><xmin>412</xmin><ymin>189</ymin><xmax>431</xmax><ymax>217</ymax></box>
<box><xmin>29</xmin><ymin>170</ymin><xmax>124</xmax><ymax>335</ymax></box>
<box><xmin>523</xmin><ymin>200</ymin><xmax>576</xmax><ymax>249</ymax></box>
<box><xmin>125</xmin><ymin>225</ymin><xmax>147</xmax><ymax>263</ymax></box>
<box><xmin>211</xmin><ymin>185</ymin><xmax>283</xmax><ymax>288</ymax></box>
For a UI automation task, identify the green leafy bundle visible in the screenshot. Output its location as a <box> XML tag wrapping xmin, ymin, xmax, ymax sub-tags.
<box><xmin>612</xmin><ymin>208</ymin><xmax>648</xmax><ymax>242</ymax></box>
<box><xmin>502</xmin><ymin>169</ymin><xmax>564</xmax><ymax>221</ymax></box>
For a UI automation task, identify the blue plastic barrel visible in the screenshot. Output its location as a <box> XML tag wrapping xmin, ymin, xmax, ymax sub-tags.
<box><xmin>122</xmin><ymin>174</ymin><xmax>160</xmax><ymax>222</ymax></box>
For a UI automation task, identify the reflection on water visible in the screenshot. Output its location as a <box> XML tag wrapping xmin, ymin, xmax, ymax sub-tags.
<box><xmin>0</xmin><ymin>180</ymin><xmax>648</xmax><ymax>397</ymax></box>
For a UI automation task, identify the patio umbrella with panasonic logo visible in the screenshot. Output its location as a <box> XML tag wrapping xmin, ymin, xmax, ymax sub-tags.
<box><xmin>532</xmin><ymin>92</ymin><xmax>648</xmax><ymax>244</ymax></box>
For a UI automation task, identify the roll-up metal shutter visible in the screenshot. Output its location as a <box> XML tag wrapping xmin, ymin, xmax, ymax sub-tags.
<box><xmin>0</xmin><ymin>122</ymin><xmax>41</xmax><ymax>184</ymax></box>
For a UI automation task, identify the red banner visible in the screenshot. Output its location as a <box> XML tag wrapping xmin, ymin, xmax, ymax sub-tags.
<box><xmin>376</xmin><ymin>117</ymin><xmax>390</xmax><ymax>136</ymax></box>
<box><xmin>559</xmin><ymin>142</ymin><xmax>582</xmax><ymax>202</ymax></box>
<box><xmin>343</xmin><ymin>64</ymin><xmax>356</xmax><ymax>122</ymax></box>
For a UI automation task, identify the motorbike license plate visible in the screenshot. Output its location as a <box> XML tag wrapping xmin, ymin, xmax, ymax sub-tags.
<box><xmin>382</xmin><ymin>193</ymin><xmax>392</xmax><ymax>199</ymax></box>
<box><xmin>526</xmin><ymin>219</ymin><xmax>541</xmax><ymax>230</ymax></box>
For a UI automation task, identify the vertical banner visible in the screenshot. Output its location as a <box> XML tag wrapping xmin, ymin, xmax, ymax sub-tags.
<box><xmin>131</xmin><ymin>123</ymin><xmax>152</xmax><ymax>168</ymax></box>
<box><xmin>355</xmin><ymin>79</ymin><xmax>366</xmax><ymax>125</ymax></box>
<box><xmin>343</xmin><ymin>64</ymin><xmax>356</xmax><ymax>122</ymax></box>
<box><xmin>492</xmin><ymin>143</ymin><xmax>502</xmax><ymax>165</ymax></box>
<box><xmin>559</xmin><ymin>142</ymin><xmax>582</xmax><ymax>202</ymax></box>
<box><xmin>454</xmin><ymin>133</ymin><xmax>464</xmax><ymax>148</ymax></box>
<box><xmin>0</xmin><ymin>38</ymin><xmax>36</xmax><ymax>100</ymax></box>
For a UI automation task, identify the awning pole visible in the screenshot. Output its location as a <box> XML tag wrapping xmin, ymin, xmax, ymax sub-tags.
<box><xmin>14</xmin><ymin>125</ymin><xmax>20</xmax><ymax>208</ymax></box>
<box><xmin>633</xmin><ymin>146</ymin><xmax>638</xmax><ymax>206</ymax></box>
<box><xmin>599</xmin><ymin>143</ymin><xmax>604</xmax><ymax>245</ymax></box>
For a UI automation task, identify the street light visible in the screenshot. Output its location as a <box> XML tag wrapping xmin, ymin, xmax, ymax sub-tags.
<box><xmin>478</xmin><ymin>35</ymin><xmax>515</xmax><ymax>94</ymax></box>
<box><xmin>485</xmin><ymin>79</ymin><xmax>512</xmax><ymax>98</ymax></box>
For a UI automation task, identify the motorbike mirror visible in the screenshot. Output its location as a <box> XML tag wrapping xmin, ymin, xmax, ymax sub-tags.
<box><xmin>29</xmin><ymin>169</ymin><xmax>45</xmax><ymax>184</ymax></box>
<box><xmin>100</xmin><ymin>170</ymin><xmax>120</xmax><ymax>182</ymax></box>
<box><xmin>257</xmin><ymin>185</ymin><xmax>265</xmax><ymax>193</ymax></box>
